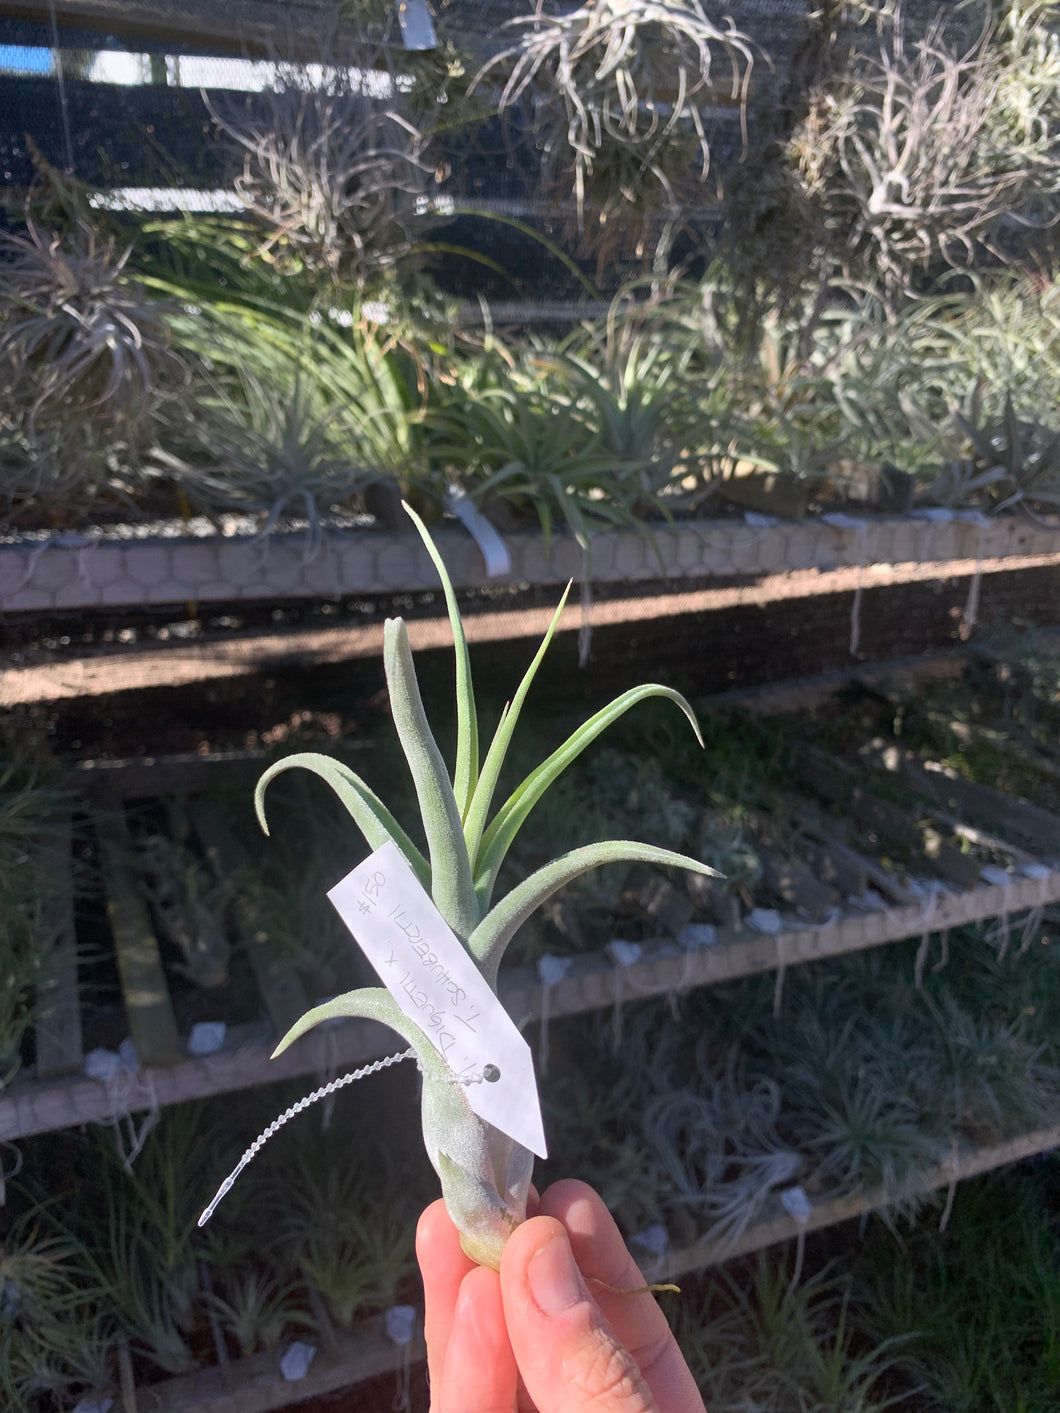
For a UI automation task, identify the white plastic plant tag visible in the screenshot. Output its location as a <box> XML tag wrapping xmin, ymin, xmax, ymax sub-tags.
<box><xmin>385</xmin><ymin>1304</ymin><xmax>418</xmax><ymax>1345</ymax></box>
<box><xmin>607</xmin><ymin>939</ymin><xmax>642</xmax><ymax>968</ymax></box>
<box><xmin>745</xmin><ymin>907</ymin><xmax>782</xmax><ymax>935</ymax></box>
<box><xmin>186</xmin><ymin>1021</ymin><xmax>226</xmax><ymax>1056</ymax></box>
<box><xmin>83</xmin><ymin>1047</ymin><xmax>121</xmax><ymax>1082</ymax></box>
<box><xmin>329</xmin><ymin>841</ymin><xmax>547</xmax><ymax>1158</ymax></box>
<box><xmin>779</xmin><ymin>1185</ymin><xmax>813</xmax><ymax>1225</ymax></box>
<box><xmin>279</xmin><ymin>1341</ymin><xmax>316</xmax><ymax>1382</ymax></box>
<box><xmin>396</xmin><ymin>0</ymin><xmax>437</xmax><ymax>50</ymax></box>
<box><xmin>677</xmin><ymin>922</ymin><xmax>716</xmax><ymax>950</ymax></box>
<box><xmin>537</xmin><ymin>953</ymin><xmax>572</xmax><ymax>987</ymax></box>
<box><xmin>980</xmin><ymin>864</ymin><xmax>1012</xmax><ymax>887</ymax></box>
<box><xmin>444</xmin><ymin>484</ymin><xmax>512</xmax><ymax>577</ymax></box>
<box><xmin>629</xmin><ymin>1224</ymin><xmax>671</xmax><ymax>1262</ymax></box>
<box><xmin>821</xmin><ymin>512</ymin><xmax>866</xmax><ymax>531</ymax></box>
<box><xmin>910</xmin><ymin>506</ymin><xmax>954</xmax><ymax>522</ymax></box>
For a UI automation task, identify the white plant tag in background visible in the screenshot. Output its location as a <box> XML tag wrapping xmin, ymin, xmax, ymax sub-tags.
<box><xmin>607</xmin><ymin>939</ymin><xmax>643</xmax><ymax>968</ymax></box>
<box><xmin>537</xmin><ymin>952</ymin><xmax>572</xmax><ymax>987</ymax></box>
<box><xmin>444</xmin><ymin>484</ymin><xmax>512</xmax><ymax>577</ymax></box>
<box><xmin>629</xmin><ymin>1223</ymin><xmax>671</xmax><ymax>1262</ymax></box>
<box><xmin>329</xmin><ymin>841</ymin><xmax>548</xmax><ymax>1158</ymax></box>
<box><xmin>385</xmin><ymin>1304</ymin><xmax>418</xmax><ymax>1345</ymax></box>
<box><xmin>779</xmin><ymin>1185</ymin><xmax>813</xmax><ymax>1225</ymax></box>
<box><xmin>279</xmin><ymin>1341</ymin><xmax>316</xmax><ymax>1382</ymax></box>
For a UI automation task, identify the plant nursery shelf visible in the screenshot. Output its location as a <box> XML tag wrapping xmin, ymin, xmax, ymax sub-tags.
<box><xmin>6</xmin><ymin>514</ymin><xmax>1060</xmax><ymax>705</ymax></box>
<box><xmin>129</xmin><ymin>1121</ymin><xmax>1060</xmax><ymax>1413</ymax></box>
<box><xmin>4</xmin><ymin>863</ymin><xmax>1058</xmax><ymax>1142</ymax></box>
<box><xmin>659</xmin><ymin>1119</ymin><xmax>1060</xmax><ymax>1279</ymax></box>
<box><xmin>135</xmin><ymin>1313</ymin><xmax>425</xmax><ymax>1413</ymax></box>
<box><xmin>3</xmin><ymin>511</ymin><xmax>1057</xmax><ymax>616</ymax></box>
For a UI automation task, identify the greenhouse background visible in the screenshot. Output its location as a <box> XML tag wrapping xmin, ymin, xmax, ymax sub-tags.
<box><xmin>3</xmin><ymin>2</ymin><xmax>1060</xmax><ymax>1410</ymax></box>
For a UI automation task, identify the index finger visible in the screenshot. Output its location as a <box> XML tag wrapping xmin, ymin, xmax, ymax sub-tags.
<box><xmin>538</xmin><ymin>1180</ymin><xmax>705</xmax><ymax>1413</ymax></box>
<box><xmin>416</xmin><ymin>1198</ymin><xmax>476</xmax><ymax>1394</ymax></box>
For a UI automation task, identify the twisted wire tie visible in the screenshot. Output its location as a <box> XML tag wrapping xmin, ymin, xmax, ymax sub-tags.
<box><xmin>197</xmin><ymin>1047</ymin><xmax>415</xmax><ymax>1227</ymax></box>
<box><xmin>197</xmin><ymin>1048</ymin><xmax>500</xmax><ymax>1227</ymax></box>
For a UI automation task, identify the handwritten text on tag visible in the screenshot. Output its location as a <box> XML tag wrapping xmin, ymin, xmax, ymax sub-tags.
<box><xmin>328</xmin><ymin>841</ymin><xmax>547</xmax><ymax>1158</ymax></box>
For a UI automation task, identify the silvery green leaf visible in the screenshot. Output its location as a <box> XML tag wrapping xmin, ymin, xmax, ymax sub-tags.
<box><xmin>385</xmin><ymin>618</ymin><xmax>480</xmax><ymax>939</ymax></box>
<box><xmin>255</xmin><ymin>753</ymin><xmax>429</xmax><ymax>888</ymax></box>
<box><xmin>403</xmin><ymin>500</ymin><xmax>479</xmax><ymax>818</ymax></box>
<box><xmin>270</xmin><ymin>986</ymin><xmax>436</xmax><ymax>1065</ymax></box>
<box><xmin>272</xmin><ymin>987</ymin><xmax>527</xmax><ymax>1271</ymax></box>
<box><xmin>470</xmin><ymin>839</ymin><xmax>721</xmax><ymax>983</ymax></box>
<box><xmin>474</xmin><ymin>686</ymin><xmax>705</xmax><ymax>903</ymax></box>
<box><xmin>462</xmin><ymin>583</ymin><xmax>572</xmax><ymax>871</ymax></box>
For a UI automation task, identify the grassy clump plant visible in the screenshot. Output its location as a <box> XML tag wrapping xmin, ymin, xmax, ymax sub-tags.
<box><xmin>852</xmin><ymin>1161</ymin><xmax>1060</xmax><ymax>1411</ymax></box>
<box><xmin>536</xmin><ymin>925</ymin><xmax>1060</xmax><ymax>1253</ymax></box>
<box><xmin>0</xmin><ymin>756</ymin><xmax>73</xmax><ymax>1089</ymax></box>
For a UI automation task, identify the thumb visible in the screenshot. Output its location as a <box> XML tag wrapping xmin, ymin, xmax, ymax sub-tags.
<box><xmin>500</xmin><ymin>1217</ymin><xmax>657</xmax><ymax>1413</ymax></box>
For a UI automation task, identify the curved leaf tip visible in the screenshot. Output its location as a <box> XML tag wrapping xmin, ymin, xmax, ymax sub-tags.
<box><xmin>253</xmin><ymin>779</ymin><xmax>273</xmax><ymax>836</ymax></box>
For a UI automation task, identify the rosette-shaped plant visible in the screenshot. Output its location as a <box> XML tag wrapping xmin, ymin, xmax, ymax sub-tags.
<box><xmin>261</xmin><ymin>507</ymin><xmax>717</xmax><ymax>1267</ymax></box>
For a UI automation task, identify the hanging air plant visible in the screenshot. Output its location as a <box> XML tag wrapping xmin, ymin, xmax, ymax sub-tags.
<box><xmin>476</xmin><ymin>0</ymin><xmax>755</xmax><ymax>266</ymax></box>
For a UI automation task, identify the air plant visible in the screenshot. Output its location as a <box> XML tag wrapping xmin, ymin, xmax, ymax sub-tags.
<box><xmin>0</xmin><ymin>220</ymin><xmax>174</xmax><ymax>517</ymax></box>
<box><xmin>0</xmin><ymin>761</ymin><xmax>71</xmax><ymax>1087</ymax></box>
<box><xmin>205</xmin><ymin>1270</ymin><xmax>313</xmax><ymax>1358</ymax></box>
<box><xmin>476</xmin><ymin>0</ymin><xmax>754</xmax><ymax>266</ymax></box>
<box><xmin>425</xmin><ymin>371</ymin><xmax>635</xmax><ymax>548</ymax></box>
<box><xmin>788</xmin><ymin>7</ymin><xmax>1060</xmax><ymax>293</ymax></box>
<box><xmin>0</xmin><ymin>220</ymin><xmax>170</xmax><ymax>431</ymax></box>
<box><xmin>261</xmin><ymin>1131</ymin><xmax>419</xmax><ymax>1326</ymax></box>
<box><xmin>206</xmin><ymin>77</ymin><xmax>433</xmax><ymax>287</ymax></box>
<box><xmin>135</xmin><ymin>831</ymin><xmax>232</xmax><ymax>991</ymax></box>
<box><xmin>152</xmin><ymin>368</ymin><xmax>378</xmax><ymax>545</ymax></box>
<box><xmin>933</xmin><ymin>390</ymin><xmax>1060</xmax><ymax>518</ymax></box>
<box><xmin>260</xmin><ymin>504</ymin><xmax>717</xmax><ymax>1268</ymax></box>
<box><xmin>676</xmin><ymin>1256</ymin><xmax>914</xmax><ymax>1413</ymax></box>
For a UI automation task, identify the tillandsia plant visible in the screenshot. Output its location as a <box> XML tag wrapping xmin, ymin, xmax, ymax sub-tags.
<box><xmin>476</xmin><ymin>0</ymin><xmax>754</xmax><ymax>268</ymax></box>
<box><xmin>259</xmin><ymin>505</ymin><xmax>718</xmax><ymax>1268</ymax></box>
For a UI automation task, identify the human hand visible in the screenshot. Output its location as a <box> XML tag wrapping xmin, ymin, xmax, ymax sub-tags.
<box><xmin>416</xmin><ymin>1178</ymin><xmax>706</xmax><ymax>1413</ymax></box>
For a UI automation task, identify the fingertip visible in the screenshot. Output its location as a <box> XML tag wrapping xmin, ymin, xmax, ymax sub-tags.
<box><xmin>416</xmin><ymin>1196</ymin><xmax>455</xmax><ymax>1253</ymax></box>
<box><xmin>539</xmin><ymin>1179</ymin><xmax>637</xmax><ymax>1288</ymax></box>
<box><xmin>500</xmin><ymin>1212</ymin><xmax>569</xmax><ymax>1277</ymax></box>
<box><xmin>438</xmin><ymin>1263</ymin><xmax>517</xmax><ymax>1413</ymax></box>
<box><xmin>538</xmin><ymin>1177</ymin><xmax>605</xmax><ymax>1219</ymax></box>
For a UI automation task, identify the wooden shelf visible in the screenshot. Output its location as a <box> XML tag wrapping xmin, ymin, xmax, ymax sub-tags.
<box><xmin>5</xmin><ymin>512</ymin><xmax>1060</xmax><ymax>704</ymax></box>
<box><xmin>127</xmin><ymin>1121</ymin><xmax>1060</xmax><ymax>1413</ymax></box>
<box><xmin>137</xmin><ymin>1313</ymin><xmax>424</xmax><ymax>1413</ymax></box>
<box><xmin>6</xmin><ymin>858</ymin><xmax>1057</xmax><ymax>1142</ymax></box>
<box><xmin>660</xmin><ymin>1120</ymin><xmax>1060</xmax><ymax>1277</ymax></box>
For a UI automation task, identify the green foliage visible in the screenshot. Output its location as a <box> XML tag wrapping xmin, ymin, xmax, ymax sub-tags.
<box><xmin>854</xmin><ymin>1162</ymin><xmax>1060</xmax><ymax>1411</ymax></box>
<box><xmin>0</xmin><ymin>758</ymin><xmax>71</xmax><ymax>1087</ymax></box>
<box><xmin>205</xmin><ymin>78</ymin><xmax>432</xmax><ymax>287</ymax></box>
<box><xmin>538</xmin><ymin>925</ymin><xmax>1060</xmax><ymax>1259</ymax></box>
<box><xmin>256</xmin><ymin>1127</ymin><xmax>418</xmax><ymax>1328</ymax></box>
<box><xmin>205</xmin><ymin>1269</ymin><xmax>312</xmax><ymax>1359</ymax></box>
<box><xmin>935</xmin><ymin>390</ymin><xmax>1060</xmax><ymax>515</ymax></box>
<box><xmin>0</xmin><ymin>1212</ymin><xmax>111</xmax><ymax>1411</ymax></box>
<box><xmin>0</xmin><ymin>220</ymin><xmax>178</xmax><ymax>518</ymax></box>
<box><xmin>676</xmin><ymin>1257</ymin><xmax>912</xmax><ymax>1412</ymax></box>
